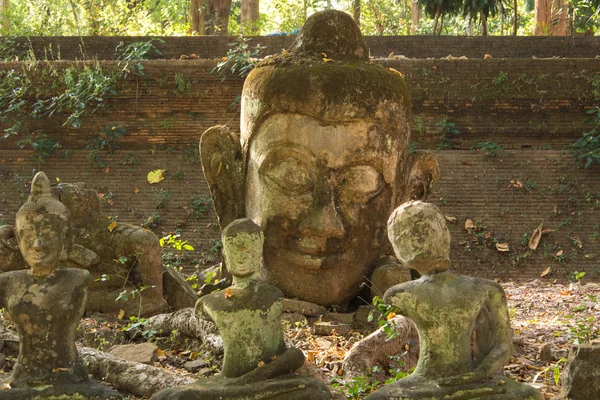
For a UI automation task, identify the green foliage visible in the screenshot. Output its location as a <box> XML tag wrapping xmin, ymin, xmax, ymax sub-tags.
<box><xmin>154</xmin><ymin>189</ymin><xmax>173</xmax><ymax>209</ymax></box>
<box><xmin>474</xmin><ymin>141</ymin><xmax>504</xmax><ymax>158</ymax></box>
<box><xmin>190</xmin><ymin>196</ymin><xmax>213</xmax><ymax>220</ymax></box>
<box><xmin>118</xmin><ymin>38</ymin><xmax>164</xmax><ymax>77</ymax></box>
<box><xmin>159</xmin><ymin>234</ymin><xmax>195</xmax><ymax>251</ymax></box>
<box><xmin>213</xmin><ymin>36</ymin><xmax>265</xmax><ymax>82</ymax></box>
<box><xmin>571</xmin><ymin>107</ymin><xmax>600</xmax><ymax>168</ymax></box>
<box><xmin>123</xmin><ymin>316</ymin><xmax>158</xmax><ymax>339</ymax></box>
<box><xmin>16</xmin><ymin>132</ymin><xmax>61</xmax><ymax>167</ymax></box>
<box><xmin>436</xmin><ymin>118</ymin><xmax>461</xmax><ymax>150</ymax></box>
<box><xmin>332</xmin><ymin>363</ymin><xmax>409</xmax><ymax>399</ymax></box>
<box><xmin>43</xmin><ymin>63</ymin><xmax>118</xmax><ymax>129</ymax></box>
<box><xmin>369</xmin><ymin>296</ymin><xmax>401</xmax><ymax>341</ymax></box>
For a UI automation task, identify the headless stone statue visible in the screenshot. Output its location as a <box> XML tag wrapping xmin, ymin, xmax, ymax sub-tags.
<box><xmin>367</xmin><ymin>201</ymin><xmax>541</xmax><ymax>400</ymax></box>
<box><xmin>0</xmin><ymin>172</ymin><xmax>122</xmax><ymax>400</ymax></box>
<box><xmin>151</xmin><ymin>219</ymin><xmax>331</xmax><ymax>400</ymax></box>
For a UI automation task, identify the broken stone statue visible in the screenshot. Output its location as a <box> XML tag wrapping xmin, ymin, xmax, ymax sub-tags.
<box><xmin>150</xmin><ymin>218</ymin><xmax>331</xmax><ymax>400</ymax></box>
<box><xmin>0</xmin><ymin>180</ymin><xmax>198</xmax><ymax>317</ymax></box>
<box><xmin>0</xmin><ymin>171</ymin><xmax>122</xmax><ymax>399</ymax></box>
<box><xmin>200</xmin><ymin>9</ymin><xmax>440</xmax><ymax>308</ymax></box>
<box><xmin>366</xmin><ymin>201</ymin><xmax>542</xmax><ymax>400</ymax></box>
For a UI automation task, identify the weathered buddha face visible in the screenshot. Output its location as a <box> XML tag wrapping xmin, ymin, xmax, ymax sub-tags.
<box><xmin>245</xmin><ymin>114</ymin><xmax>402</xmax><ymax>306</ymax></box>
<box><xmin>15</xmin><ymin>213</ymin><xmax>67</xmax><ymax>275</ymax></box>
<box><xmin>223</xmin><ymin>231</ymin><xmax>263</xmax><ymax>279</ymax></box>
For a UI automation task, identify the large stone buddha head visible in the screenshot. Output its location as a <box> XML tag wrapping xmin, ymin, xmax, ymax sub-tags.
<box><xmin>201</xmin><ymin>10</ymin><xmax>439</xmax><ymax>307</ymax></box>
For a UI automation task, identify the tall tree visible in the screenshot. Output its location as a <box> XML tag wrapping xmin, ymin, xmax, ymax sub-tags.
<box><xmin>411</xmin><ymin>0</ymin><xmax>422</xmax><ymax>33</ymax></box>
<box><xmin>421</xmin><ymin>0</ymin><xmax>461</xmax><ymax>34</ymax></box>
<box><xmin>462</xmin><ymin>0</ymin><xmax>505</xmax><ymax>35</ymax></box>
<box><xmin>190</xmin><ymin>0</ymin><xmax>232</xmax><ymax>35</ymax></box>
<box><xmin>534</xmin><ymin>0</ymin><xmax>567</xmax><ymax>34</ymax></box>
<box><xmin>353</xmin><ymin>0</ymin><xmax>361</xmax><ymax>28</ymax></box>
<box><xmin>0</xmin><ymin>0</ymin><xmax>9</xmax><ymax>34</ymax></box>
<box><xmin>241</xmin><ymin>0</ymin><xmax>259</xmax><ymax>32</ymax></box>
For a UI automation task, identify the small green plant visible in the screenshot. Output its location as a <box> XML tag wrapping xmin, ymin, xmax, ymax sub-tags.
<box><xmin>368</xmin><ymin>296</ymin><xmax>401</xmax><ymax>341</ymax></box>
<box><xmin>190</xmin><ymin>196</ymin><xmax>212</xmax><ymax>220</ymax></box>
<box><xmin>571</xmin><ymin>107</ymin><xmax>600</xmax><ymax>168</ymax></box>
<box><xmin>183</xmin><ymin>145</ymin><xmax>200</xmax><ymax>164</ymax></box>
<box><xmin>85</xmin><ymin>124</ymin><xmax>127</xmax><ymax>155</ymax></box>
<box><xmin>159</xmin><ymin>234</ymin><xmax>195</xmax><ymax>251</ymax></box>
<box><xmin>141</xmin><ymin>212</ymin><xmax>162</xmax><ymax>231</ymax></box>
<box><xmin>117</xmin><ymin>38</ymin><xmax>164</xmax><ymax>78</ymax></box>
<box><xmin>174</xmin><ymin>73</ymin><xmax>192</xmax><ymax>93</ymax></box>
<box><xmin>16</xmin><ymin>131</ymin><xmax>61</xmax><ymax>167</ymax></box>
<box><xmin>154</xmin><ymin>189</ymin><xmax>173</xmax><ymax>209</ymax></box>
<box><xmin>436</xmin><ymin>118</ymin><xmax>460</xmax><ymax>150</ymax></box>
<box><xmin>212</xmin><ymin>36</ymin><xmax>265</xmax><ymax>82</ymax></box>
<box><xmin>474</xmin><ymin>141</ymin><xmax>503</xmax><ymax>158</ymax></box>
<box><xmin>123</xmin><ymin>316</ymin><xmax>157</xmax><ymax>339</ymax></box>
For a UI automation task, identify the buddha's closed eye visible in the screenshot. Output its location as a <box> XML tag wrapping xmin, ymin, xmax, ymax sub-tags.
<box><xmin>337</xmin><ymin>165</ymin><xmax>383</xmax><ymax>204</ymax></box>
<box><xmin>261</xmin><ymin>157</ymin><xmax>316</xmax><ymax>195</ymax></box>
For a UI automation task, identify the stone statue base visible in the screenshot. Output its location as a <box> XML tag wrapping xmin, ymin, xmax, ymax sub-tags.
<box><xmin>0</xmin><ymin>377</ymin><xmax>122</xmax><ymax>399</ymax></box>
<box><xmin>366</xmin><ymin>374</ymin><xmax>542</xmax><ymax>400</ymax></box>
<box><xmin>150</xmin><ymin>374</ymin><xmax>331</xmax><ymax>400</ymax></box>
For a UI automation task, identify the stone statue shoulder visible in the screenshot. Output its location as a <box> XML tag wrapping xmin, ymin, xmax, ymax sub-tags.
<box><xmin>200</xmin><ymin>282</ymin><xmax>284</xmax><ymax>315</ymax></box>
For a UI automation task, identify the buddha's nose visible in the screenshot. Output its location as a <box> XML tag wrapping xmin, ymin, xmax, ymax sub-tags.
<box><xmin>33</xmin><ymin>238</ymin><xmax>43</xmax><ymax>249</ymax></box>
<box><xmin>299</xmin><ymin>188</ymin><xmax>345</xmax><ymax>239</ymax></box>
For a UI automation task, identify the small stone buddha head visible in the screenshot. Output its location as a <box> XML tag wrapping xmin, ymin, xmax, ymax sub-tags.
<box><xmin>222</xmin><ymin>218</ymin><xmax>264</xmax><ymax>281</ymax></box>
<box><xmin>201</xmin><ymin>10</ymin><xmax>439</xmax><ymax>306</ymax></box>
<box><xmin>387</xmin><ymin>201</ymin><xmax>450</xmax><ymax>276</ymax></box>
<box><xmin>15</xmin><ymin>171</ymin><xmax>72</xmax><ymax>276</ymax></box>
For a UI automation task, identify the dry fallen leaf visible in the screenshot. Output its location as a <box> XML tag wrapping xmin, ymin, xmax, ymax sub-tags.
<box><xmin>147</xmin><ymin>169</ymin><xmax>165</xmax><ymax>184</ymax></box>
<box><xmin>156</xmin><ymin>349</ymin><xmax>166</xmax><ymax>358</ymax></box>
<box><xmin>529</xmin><ymin>223</ymin><xmax>543</xmax><ymax>251</ymax></box>
<box><xmin>496</xmin><ymin>242</ymin><xmax>510</xmax><ymax>252</ymax></box>
<box><xmin>570</xmin><ymin>237</ymin><xmax>583</xmax><ymax>249</ymax></box>
<box><xmin>1</xmin><ymin>383</ymin><xmax>11</xmax><ymax>390</ymax></box>
<box><xmin>540</xmin><ymin>267</ymin><xmax>551</xmax><ymax>277</ymax></box>
<box><xmin>257</xmin><ymin>361</ymin><xmax>265</xmax><ymax>367</ymax></box>
<box><xmin>445</xmin><ymin>216</ymin><xmax>457</xmax><ymax>223</ymax></box>
<box><xmin>107</xmin><ymin>199</ymin><xmax>114</xmax><ymax>206</ymax></box>
<box><xmin>322</xmin><ymin>58</ymin><xmax>333</xmax><ymax>62</ymax></box>
<box><xmin>117</xmin><ymin>309</ymin><xmax>125</xmax><ymax>320</ymax></box>
<box><xmin>134</xmin><ymin>187</ymin><xmax>140</xmax><ymax>193</ymax></box>
<box><xmin>559</xmin><ymin>290</ymin><xmax>571</xmax><ymax>296</ymax></box>
<box><xmin>108</xmin><ymin>220</ymin><xmax>118</xmax><ymax>232</ymax></box>
<box><xmin>465</xmin><ymin>219</ymin><xmax>475</xmax><ymax>232</ymax></box>
<box><xmin>52</xmin><ymin>368</ymin><xmax>68</xmax><ymax>372</ymax></box>
<box><xmin>224</xmin><ymin>288</ymin><xmax>233</xmax><ymax>299</ymax></box>
<box><xmin>386</xmin><ymin>312</ymin><xmax>396</xmax><ymax>320</ymax></box>
<box><xmin>388</xmin><ymin>67</ymin><xmax>405</xmax><ymax>78</ymax></box>
<box><xmin>104</xmin><ymin>166</ymin><xmax>110</xmax><ymax>174</ymax></box>
<box><xmin>556</xmin><ymin>250</ymin><xmax>564</xmax><ymax>257</ymax></box>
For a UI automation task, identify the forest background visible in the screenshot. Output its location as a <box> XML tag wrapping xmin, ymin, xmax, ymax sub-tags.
<box><xmin>0</xmin><ymin>0</ymin><xmax>598</xmax><ymax>39</ymax></box>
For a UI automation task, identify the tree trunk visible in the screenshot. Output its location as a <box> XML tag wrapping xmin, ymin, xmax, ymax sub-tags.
<box><xmin>212</xmin><ymin>0</ymin><xmax>232</xmax><ymax>35</ymax></box>
<box><xmin>481</xmin><ymin>10</ymin><xmax>487</xmax><ymax>36</ymax></box>
<box><xmin>241</xmin><ymin>0</ymin><xmax>259</xmax><ymax>33</ymax></box>
<box><xmin>190</xmin><ymin>0</ymin><xmax>204</xmax><ymax>34</ymax></box>
<box><xmin>534</xmin><ymin>0</ymin><xmax>567</xmax><ymax>35</ymax></box>
<box><xmin>343</xmin><ymin>316</ymin><xmax>419</xmax><ymax>379</ymax></box>
<box><xmin>80</xmin><ymin>347</ymin><xmax>195</xmax><ymax>398</ymax></box>
<box><xmin>0</xmin><ymin>0</ymin><xmax>10</xmax><ymax>34</ymax></box>
<box><xmin>513</xmin><ymin>0</ymin><xmax>518</xmax><ymax>35</ymax></box>
<box><xmin>438</xmin><ymin>11</ymin><xmax>445</xmax><ymax>35</ymax></box>
<box><xmin>147</xmin><ymin>307</ymin><xmax>224</xmax><ymax>355</ymax></box>
<box><xmin>410</xmin><ymin>0</ymin><xmax>421</xmax><ymax>34</ymax></box>
<box><xmin>353</xmin><ymin>0</ymin><xmax>361</xmax><ymax>28</ymax></box>
<box><xmin>433</xmin><ymin>6</ymin><xmax>440</xmax><ymax>35</ymax></box>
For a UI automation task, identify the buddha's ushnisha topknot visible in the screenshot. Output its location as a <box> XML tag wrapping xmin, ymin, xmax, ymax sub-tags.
<box><xmin>17</xmin><ymin>172</ymin><xmax>70</xmax><ymax>220</ymax></box>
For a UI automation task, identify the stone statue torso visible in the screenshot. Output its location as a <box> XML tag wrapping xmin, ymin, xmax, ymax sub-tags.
<box><xmin>386</xmin><ymin>272</ymin><xmax>502</xmax><ymax>380</ymax></box>
<box><xmin>198</xmin><ymin>282</ymin><xmax>287</xmax><ymax>378</ymax></box>
<box><xmin>1</xmin><ymin>268</ymin><xmax>90</xmax><ymax>386</ymax></box>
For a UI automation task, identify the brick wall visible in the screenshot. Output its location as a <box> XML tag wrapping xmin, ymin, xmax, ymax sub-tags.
<box><xmin>11</xmin><ymin>35</ymin><xmax>600</xmax><ymax>61</ymax></box>
<box><xmin>0</xmin><ymin>58</ymin><xmax>598</xmax><ymax>281</ymax></box>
